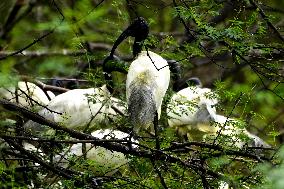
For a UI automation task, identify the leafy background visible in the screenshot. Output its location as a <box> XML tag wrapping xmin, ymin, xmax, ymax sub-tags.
<box><xmin>0</xmin><ymin>0</ymin><xmax>284</xmax><ymax>188</ymax></box>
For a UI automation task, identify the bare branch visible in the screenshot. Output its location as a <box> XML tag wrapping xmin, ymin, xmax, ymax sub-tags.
<box><xmin>0</xmin><ymin>99</ymin><xmax>229</xmax><ymax>181</ymax></box>
<box><xmin>150</xmin><ymin>159</ymin><xmax>168</xmax><ymax>189</ymax></box>
<box><xmin>249</xmin><ymin>0</ymin><xmax>284</xmax><ymax>42</ymax></box>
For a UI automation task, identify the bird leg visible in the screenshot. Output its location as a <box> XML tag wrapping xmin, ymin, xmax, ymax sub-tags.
<box><xmin>153</xmin><ymin>111</ymin><xmax>160</xmax><ymax>150</ymax></box>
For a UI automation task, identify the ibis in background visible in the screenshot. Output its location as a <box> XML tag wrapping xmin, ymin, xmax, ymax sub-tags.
<box><xmin>209</xmin><ymin>114</ymin><xmax>270</xmax><ymax>149</ymax></box>
<box><xmin>167</xmin><ymin>77</ymin><xmax>218</xmax><ymax>141</ymax></box>
<box><xmin>24</xmin><ymin>85</ymin><xmax>126</xmax><ymax>134</ymax></box>
<box><xmin>0</xmin><ymin>81</ymin><xmax>55</xmax><ymax>108</ymax></box>
<box><xmin>55</xmin><ymin>129</ymin><xmax>138</xmax><ymax>176</ymax></box>
<box><xmin>167</xmin><ymin>78</ymin><xmax>269</xmax><ymax>148</ymax></box>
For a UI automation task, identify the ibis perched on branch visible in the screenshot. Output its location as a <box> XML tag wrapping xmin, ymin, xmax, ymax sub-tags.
<box><xmin>55</xmin><ymin>129</ymin><xmax>138</xmax><ymax>176</ymax></box>
<box><xmin>103</xmin><ymin>17</ymin><xmax>173</xmax><ymax>134</ymax></box>
<box><xmin>24</xmin><ymin>85</ymin><xmax>126</xmax><ymax>134</ymax></box>
<box><xmin>127</xmin><ymin>51</ymin><xmax>170</xmax><ymax>133</ymax></box>
<box><xmin>167</xmin><ymin>78</ymin><xmax>218</xmax><ymax>141</ymax></box>
<box><xmin>167</xmin><ymin>78</ymin><xmax>269</xmax><ymax>149</ymax></box>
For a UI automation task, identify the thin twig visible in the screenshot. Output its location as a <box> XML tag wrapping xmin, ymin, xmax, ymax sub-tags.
<box><xmin>150</xmin><ymin>159</ymin><xmax>168</xmax><ymax>189</ymax></box>
<box><xmin>249</xmin><ymin>0</ymin><xmax>284</xmax><ymax>42</ymax></box>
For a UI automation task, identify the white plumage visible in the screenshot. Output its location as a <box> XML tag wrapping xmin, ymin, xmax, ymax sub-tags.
<box><xmin>167</xmin><ymin>85</ymin><xmax>218</xmax><ymax>140</ymax></box>
<box><xmin>167</xmin><ymin>85</ymin><xmax>268</xmax><ymax>148</ymax></box>
<box><xmin>167</xmin><ymin>85</ymin><xmax>267</xmax><ymax>189</ymax></box>
<box><xmin>55</xmin><ymin>129</ymin><xmax>138</xmax><ymax>176</ymax></box>
<box><xmin>25</xmin><ymin>85</ymin><xmax>126</xmax><ymax>133</ymax></box>
<box><xmin>126</xmin><ymin>51</ymin><xmax>170</xmax><ymax>133</ymax></box>
<box><xmin>209</xmin><ymin>115</ymin><xmax>269</xmax><ymax>149</ymax></box>
<box><xmin>0</xmin><ymin>81</ymin><xmax>55</xmax><ymax>107</ymax></box>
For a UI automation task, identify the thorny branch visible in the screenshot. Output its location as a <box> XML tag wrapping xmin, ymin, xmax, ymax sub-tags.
<box><xmin>150</xmin><ymin>159</ymin><xmax>168</xmax><ymax>189</ymax></box>
<box><xmin>0</xmin><ymin>43</ymin><xmax>113</xmax><ymax>58</ymax></box>
<box><xmin>0</xmin><ymin>0</ymin><xmax>282</xmax><ymax>187</ymax></box>
<box><xmin>249</xmin><ymin>0</ymin><xmax>284</xmax><ymax>42</ymax></box>
<box><xmin>0</xmin><ymin>99</ymin><xmax>274</xmax><ymax>185</ymax></box>
<box><xmin>0</xmin><ymin>100</ymin><xmax>248</xmax><ymax>180</ymax></box>
<box><xmin>0</xmin><ymin>1</ymin><xmax>64</xmax><ymax>61</ymax></box>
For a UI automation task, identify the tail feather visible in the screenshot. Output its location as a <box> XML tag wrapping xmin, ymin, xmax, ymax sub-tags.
<box><xmin>128</xmin><ymin>83</ymin><xmax>156</xmax><ymax>133</ymax></box>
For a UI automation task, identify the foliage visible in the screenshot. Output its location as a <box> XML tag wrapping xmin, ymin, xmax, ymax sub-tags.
<box><xmin>0</xmin><ymin>0</ymin><xmax>283</xmax><ymax>188</ymax></box>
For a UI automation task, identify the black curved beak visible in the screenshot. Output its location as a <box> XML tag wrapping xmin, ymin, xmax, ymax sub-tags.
<box><xmin>167</xmin><ymin>59</ymin><xmax>183</xmax><ymax>92</ymax></box>
<box><xmin>167</xmin><ymin>59</ymin><xmax>181</xmax><ymax>81</ymax></box>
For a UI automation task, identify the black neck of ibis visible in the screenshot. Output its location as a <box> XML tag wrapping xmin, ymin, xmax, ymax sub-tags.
<box><xmin>102</xmin><ymin>55</ymin><xmax>125</xmax><ymax>94</ymax></box>
<box><xmin>109</xmin><ymin>17</ymin><xmax>149</xmax><ymax>58</ymax></box>
<box><xmin>103</xmin><ymin>17</ymin><xmax>149</xmax><ymax>94</ymax></box>
<box><xmin>173</xmin><ymin>77</ymin><xmax>203</xmax><ymax>92</ymax></box>
<box><xmin>167</xmin><ymin>59</ymin><xmax>203</xmax><ymax>91</ymax></box>
<box><xmin>186</xmin><ymin>77</ymin><xmax>202</xmax><ymax>88</ymax></box>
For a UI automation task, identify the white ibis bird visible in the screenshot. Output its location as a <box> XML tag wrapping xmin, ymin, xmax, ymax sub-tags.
<box><xmin>24</xmin><ymin>85</ymin><xmax>126</xmax><ymax>133</ymax></box>
<box><xmin>28</xmin><ymin>18</ymin><xmax>147</xmax><ymax>133</ymax></box>
<box><xmin>126</xmin><ymin>51</ymin><xmax>170</xmax><ymax>133</ymax></box>
<box><xmin>103</xmin><ymin>17</ymin><xmax>149</xmax><ymax>93</ymax></box>
<box><xmin>0</xmin><ymin>81</ymin><xmax>55</xmax><ymax>108</ymax></box>
<box><xmin>25</xmin><ymin>19</ymin><xmax>149</xmax><ymax>134</ymax></box>
<box><xmin>103</xmin><ymin>17</ymin><xmax>171</xmax><ymax>133</ymax></box>
<box><xmin>55</xmin><ymin>129</ymin><xmax>138</xmax><ymax>176</ymax></box>
<box><xmin>167</xmin><ymin>78</ymin><xmax>268</xmax><ymax>148</ymax></box>
<box><xmin>209</xmin><ymin>114</ymin><xmax>269</xmax><ymax>149</ymax></box>
<box><xmin>167</xmin><ymin>78</ymin><xmax>218</xmax><ymax>141</ymax></box>
<box><xmin>167</xmin><ymin>78</ymin><xmax>268</xmax><ymax>189</ymax></box>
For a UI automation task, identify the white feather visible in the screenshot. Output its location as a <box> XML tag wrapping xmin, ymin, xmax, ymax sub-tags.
<box><xmin>126</xmin><ymin>51</ymin><xmax>170</xmax><ymax>132</ymax></box>
<box><xmin>211</xmin><ymin>115</ymin><xmax>269</xmax><ymax>149</ymax></box>
<box><xmin>24</xmin><ymin>85</ymin><xmax>126</xmax><ymax>132</ymax></box>
<box><xmin>0</xmin><ymin>81</ymin><xmax>55</xmax><ymax>107</ymax></box>
<box><xmin>55</xmin><ymin>129</ymin><xmax>138</xmax><ymax>176</ymax></box>
<box><xmin>167</xmin><ymin>85</ymin><xmax>218</xmax><ymax>139</ymax></box>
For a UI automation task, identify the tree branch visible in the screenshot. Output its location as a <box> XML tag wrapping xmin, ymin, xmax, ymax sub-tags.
<box><xmin>249</xmin><ymin>0</ymin><xmax>284</xmax><ymax>42</ymax></box>
<box><xmin>0</xmin><ymin>99</ymin><xmax>228</xmax><ymax>182</ymax></box>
